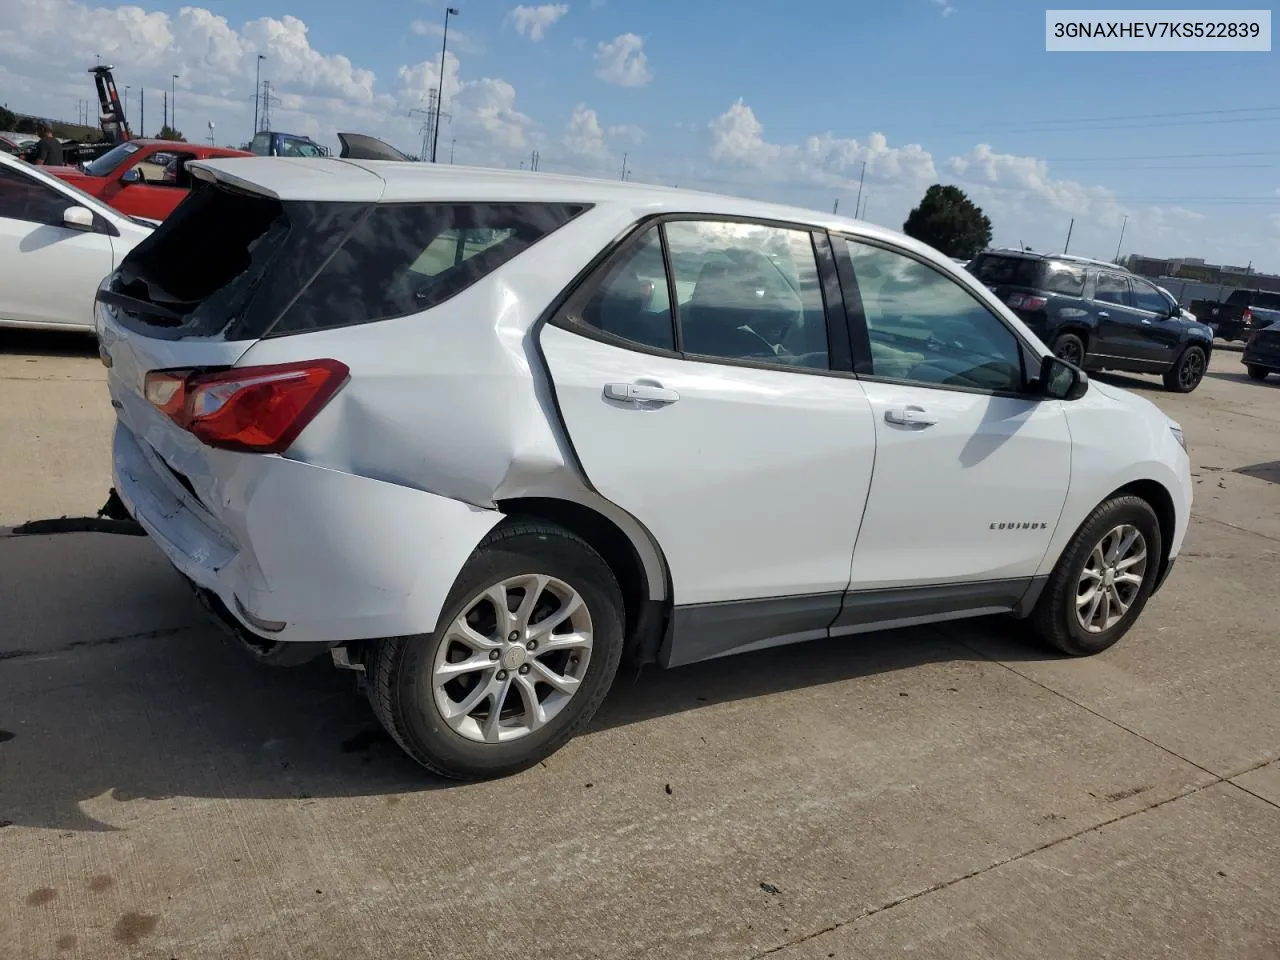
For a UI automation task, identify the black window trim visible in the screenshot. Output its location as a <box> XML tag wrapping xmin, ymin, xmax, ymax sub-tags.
<box><xmin>551</xmin><ymin>212</ymin><xmax>856</xmax><ymax>380</ymax></box>
<box><xmin>1130</xmin><ymin>275</ymin><xmax>1175</xmax><ymax>317</ymax></box>
<box><xmin>831</xmin><ymin>231</ymin><xmax>1048</xmax><ymax>402</ymax></box>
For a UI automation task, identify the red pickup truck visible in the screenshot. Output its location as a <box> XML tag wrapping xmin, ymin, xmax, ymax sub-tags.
<box><xmin>42</xmin><ymin>139</ymin><xmax>251</xmax><ymax>222</ymax></box>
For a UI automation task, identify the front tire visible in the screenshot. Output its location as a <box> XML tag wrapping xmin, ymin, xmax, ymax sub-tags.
<box><xmin>367</xmin><ymin>520</ymin><xmax>624</xmax><ymax>780</ymax></box>
<box><xmin>1247</xmin><ymin>364</ymin><xmax>1270</xmax><ymax>382</ymax></box>
<box><xmin>1163</xmin><ymin>345</ymin><xmax>1207</xmax><ymax>393</ymax></box>
<box><xmin>1029</xmin><ymin>496</ymin><xmax>1163</xmax><ymax>656</ymax></box>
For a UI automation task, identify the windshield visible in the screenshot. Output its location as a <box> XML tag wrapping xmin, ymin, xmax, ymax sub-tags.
<box><xmin>83</xmin><ymin>141</ymin><xmax>142</xmax><ymax>177</ymax></box>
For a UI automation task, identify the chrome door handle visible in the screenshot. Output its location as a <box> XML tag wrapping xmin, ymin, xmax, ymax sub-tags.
<box><xmin>884</xmin><ymin>404</ymin><xmax>937</xmax><ymax>426</ymax></box>
<box><xmin>1141</xmin><ymin>318</ymin><xmax>1152</xmax><ymax>325</ymax></box>
<box><xmin>604</xmin><ymin>382</ymin><xmax>680</xmax><ymax>405</ymax></box>
<box><xmin>1096</xmin><ymin>311</ymin><xmax>1110</xmax><ymax>319</ymax></box>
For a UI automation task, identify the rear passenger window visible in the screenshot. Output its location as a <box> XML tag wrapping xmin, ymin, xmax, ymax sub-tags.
<box><xmin>577</xmin><ymin>228</ymin><xmax>675</xmax><ymax>351</ymax></box>
<box><xmin>1094</xmin><ymin>274</ymin><xmax>1132</xmax><ymax>306</ymax></box>
<box><xmin>664</xmin><ymin>221</ymin><xmax>829</xmax><ymax>370</ymax></box>
<box><xmin>273</xmin><ymin>202</ymin><xmax>586</xmax><ymax>335</ymax></box>
<box><xmin>1043</xmin><ymin>262</ymin><xmax>1086</xmax><ymax>296</ymax></box>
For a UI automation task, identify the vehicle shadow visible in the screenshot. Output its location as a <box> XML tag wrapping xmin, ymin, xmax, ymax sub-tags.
<box><xmin>1235</xmin><ymin>460</ymin><xmax>1280</xmax><ymax>484</ymax></box>
<box><xmin>1205</xmin><ymin>370</ymin><xmax>1278</xmax><ymax>388</ymax></box>
<box><xmin>0</xmin><ymin>535</ymin><xmax>1057</xmax><ymax>832</ymax></box>
<box><xmin>0</xmin><ymin>327</ymin><xmax>98</xmax><ymax>358</ymax></box>
<box><xmin>1092</xmin><ymin>372</ymin><xmax>1161</xmax><ymax>393</ymax></box>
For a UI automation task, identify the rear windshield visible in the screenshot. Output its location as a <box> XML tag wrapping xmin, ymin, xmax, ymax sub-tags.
<box><xmin>105</xmin><ymin>184</ymin><xmax>586</xmax><ymax>341</ymax></box>
<box><xmin>967</xmin><ymin>254</ymin><xmax>1086</xmax><ymax>296</ymax></box>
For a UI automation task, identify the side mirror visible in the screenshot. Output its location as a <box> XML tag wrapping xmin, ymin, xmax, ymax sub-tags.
<box><xmin>1040</xmin><ymin>354</ymin><xmax>1089</xmax><ymax>401</ymax></box>
<box><xmin>119</xmin><ymin>167</ymin><xmax>142</xmax><ymax>185</ymax></box>
<box><xmin>62</xmin><ymin>205</ymin><xmax>95</xmax><ymax>231</ymax></box>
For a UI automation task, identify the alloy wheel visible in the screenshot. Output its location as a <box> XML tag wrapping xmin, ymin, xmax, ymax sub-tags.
<box><xmin>1075</xmin><ymin>524</ymin><xmax>1147</xmax><ymax>634</ymax></box>
<box><xmin>431</xmin><ymin>574</ymin><xmax>593</xmax><ymax>743</ymax></box>
<box><xmin>1179</xmin><ymin>350</ymin><xmax>1205</xmax><ymax>390</ymax></box>
<box><xmin>1055</xmin><ymin>338</ymin><xmax>1083</xmax><ymax>366</ymax></box>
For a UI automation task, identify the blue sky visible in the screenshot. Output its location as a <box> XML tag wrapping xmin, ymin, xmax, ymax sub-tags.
<box><xmin>3</xmin><ymin>0</ymin><xmax>1279</xmax><ymax>268</ymax></box>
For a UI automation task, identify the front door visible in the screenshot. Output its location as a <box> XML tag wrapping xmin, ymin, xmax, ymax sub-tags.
<box><xmin>1128</xmin><ymin>277</ymin><xmax>1184</xmax><ymax>365</ymax></box>
<box><xmin>0</xmin><ymin>163</ymin><xmax>115</xmax><ymax>327</ymax></box>
<box><xmin>833</xmin><ymin>237</ymin><xmax>1071</xmax><ymax>614</ymax></box>
<box><xmin>539</xmin><ymin>220</ymin><xmax>877</xmax><ymax>664</ymax></box>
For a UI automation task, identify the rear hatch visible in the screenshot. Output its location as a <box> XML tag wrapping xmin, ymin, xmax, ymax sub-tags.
<box><xmin>96</xmin><ymin>158</ymin><xmax>386</xmax><ymax>518</ymax></box>
<box><xmin>965</xmin><ymin>253</ymin><xmax>1084</xmax><ymax>334</ymax></box>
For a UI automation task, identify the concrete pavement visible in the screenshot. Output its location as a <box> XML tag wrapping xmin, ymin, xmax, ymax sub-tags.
<box><xmin>1</xmin><ymin>331</ymin><xmax>1277</xmax><ymax>959</ymax></box>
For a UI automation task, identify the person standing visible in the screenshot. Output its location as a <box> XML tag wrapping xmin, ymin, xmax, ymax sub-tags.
<box><xmin>31</xmin><ymin>122</ymin><xmax>64</xmax><ymax>166</ymax></box>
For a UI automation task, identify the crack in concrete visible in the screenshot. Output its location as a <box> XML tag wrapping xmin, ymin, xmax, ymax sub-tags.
<box><xmin>749</xmin><ymin>762</ymin><xmax>1274</xmax><ymax>959</ymax></box>
<box><xmin>1197</xmin><ymin>513</ymin><xmax>1280</xmax><ymax>545</ymax></box>
<box><xmin>0</xmin><ymin>625</ymin><xmax>196</xmax><ymax>662</ymax></box>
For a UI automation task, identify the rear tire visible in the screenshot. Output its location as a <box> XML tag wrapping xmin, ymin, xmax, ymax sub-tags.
<box><xmin>1029</xmin><ymin>495</ymin><xmax>1163</xmax><ymax>657</ymax></box>
<box><xmin>1163</xmin><ymin>345</ymin><xmax>1207</xmax><ymax>393</ymax></box>
<box><xmin>1052</xmin><ymin>332</ymin><xmax>1086</xmax><ymax>368</ymax></box>
<box><xmin>367</xmin><ymin>520</ymin><xmax>624</xmax><ymax>780</ymax></box>
<box><xmin>1247</xmin><ymin>365</ymin><xmax>1270</xmax><ymax>382</ymax></box>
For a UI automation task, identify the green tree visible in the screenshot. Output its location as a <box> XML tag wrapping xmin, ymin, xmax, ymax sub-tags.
<box><xmin>157</xmin><ymin>125</ymin><xmax>186</xmax><ymax>141</ymax></box>
<box><xmin>902</xmin><ymin>184</ymin><xmax>993</xmax><ymax>260</ymax></box>
<box><xmin>0</xmin><ymin>105</ymin><xmax>15</xmax><ymax>130</ymax></box>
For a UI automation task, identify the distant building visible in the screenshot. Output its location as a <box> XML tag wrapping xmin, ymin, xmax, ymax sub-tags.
<box><xmin>1122</xmin><ymin>254</ymin><xmax>1280</xmax><ymax>298</ymax></box>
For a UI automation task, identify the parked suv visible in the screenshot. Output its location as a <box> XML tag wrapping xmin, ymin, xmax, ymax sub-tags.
<box><xmin>968</xmin><ymin>250</ymin><xmax>1214</xmax><ymax>393</ymax></box>
<box><xmin>97</xmin><ymin>160</ymin><xmax>1192</xmax><ymax>779</ymax></box>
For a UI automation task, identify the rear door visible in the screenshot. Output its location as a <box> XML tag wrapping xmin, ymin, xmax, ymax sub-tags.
<box><xmin>0</xmin><ymin>161</ymin><xmax>115</xmax><ymax>328</ymax></box>
<box><xmin>832</xmin><ymin>236</ymin><xmax>1071</xmax><ymax>613</ymax></box>
<box><xmin>540</xmin><ymin>219</ymin><xmax>877</xmax><ymax>662</ymax></box>
<box><xmin>1090</xmin><ymin>271</ymin><xmax>1146</xmax><ymax>359</ymax></box>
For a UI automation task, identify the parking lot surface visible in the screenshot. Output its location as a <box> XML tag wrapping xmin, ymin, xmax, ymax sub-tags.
<box><xmin>1</xmin><ymin>329</ymin><xmax>1277</xmax><ymax>959</ymax></box>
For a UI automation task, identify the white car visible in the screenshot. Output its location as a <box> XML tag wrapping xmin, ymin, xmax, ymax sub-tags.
<box><xmin>0</xmin><ymin>151</ymin><xmax>152</xmax><ymax>331</ymax></box>
<box><xmin>97</xmin><ymin>159</ymin><xmax>1192</xmax><ymax>779</ymax></box>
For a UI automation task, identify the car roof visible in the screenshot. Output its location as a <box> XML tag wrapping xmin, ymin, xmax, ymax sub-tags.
<box><xmin>187</xmin><ymin>156</ymin><xmax>933</xmax><ymax>252</ymax></box>
<box><xmin>978</xmin><ymin>248</ymin><xmax>1128</xmax><ymax>271</ymax></box>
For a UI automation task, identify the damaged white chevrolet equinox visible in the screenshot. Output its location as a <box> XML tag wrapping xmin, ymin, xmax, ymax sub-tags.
<box><xmin>97</xmin><ymin>158</ymin><xmax>1192</xmax><ymax>779</ymax></box>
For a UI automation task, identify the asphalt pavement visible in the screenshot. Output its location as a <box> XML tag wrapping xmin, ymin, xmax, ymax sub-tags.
<box><xmin>1</xmin><ymin>328</ymin><xmax>1277</xmax><ymax>960</ymax></box>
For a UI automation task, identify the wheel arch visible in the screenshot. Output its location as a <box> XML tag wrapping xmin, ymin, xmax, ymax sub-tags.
<box><xmin>495</xmin><ymin>496</ymin><xmax>673</xmax><ymax>665</ymax></box>
<box><xmin>1106</xmin><ymin>478</ymin><xmax>1176</xmax><ymax>586</ymax></box>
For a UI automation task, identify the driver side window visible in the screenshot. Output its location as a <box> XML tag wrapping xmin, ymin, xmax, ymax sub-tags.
<box><xmin>844</xmin><ymin>239</ymin><xmax>1024</xmax><ymax>393</ymax></box>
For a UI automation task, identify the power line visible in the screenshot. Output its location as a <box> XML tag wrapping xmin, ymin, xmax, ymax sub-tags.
<box><xmin>963</xmin><ymin>103</ymin><xmax>1280</xmax><ymax>129</ymax></box>
<box><xmin>1044</xmin><ymin>148</ymin><xmax>1280</xmax><ymax>162</ymax></box>
<box><xmin>956</xmin><ymin>113</ymin><xmax>1280</xmax><ymax>135</ymax></box>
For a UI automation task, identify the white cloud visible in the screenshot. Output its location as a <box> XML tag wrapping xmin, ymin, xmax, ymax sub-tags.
<box><xmin>563</xmin><ymin>104</ymin><xmax>608</xmax><ymax>159</ymax></box>
<box><xmin>509</xmin><ymin>4</ymin><xmax>569</xmax><ymax>41</ymax></box>
<box><xmin>608</xmin><ymin>123</ymin><xmax>645</xmax><ymax>145</ymax></box>
<box><xmin>708</xmin><ymin>99</ymin><xmax>936</xmax><ymax>190</ymax></box>
<box><xmin>0</xmin><ymin>0</ymin><xmax>536</xmax><ymax>164</ymax></box>
<box><xmin>409</xmin><ymin>18</ymin><xmax>481</xmax><ymax>54</ymax></box>
<box><xmin>594</xmin><ymin>33</ymin><xmax>652</xmax><ymax>87</ymax></box>
<box><xmin>930</xmin><ymin>0</ymin><xmax>956</xmax><ymax>16</ymax></box>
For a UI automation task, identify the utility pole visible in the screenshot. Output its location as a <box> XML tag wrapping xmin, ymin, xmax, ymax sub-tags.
<box><xmin>855</xmin><ymin>160</ymin><xmax>866</xmax><ymax>217</ymax></box>
<box><xmin>1064</xmin><ymin>217</ymin><xmax>1074</xmax><ymax>254</ymax></box>
<box><xmin>530</xmin><ymin>150</ymin><xmax>540</xmax><ymax>171</ymax></box>
<box><xmin>1114</xmin><ymin>214</ymin><xmax>1128</xmax><ymax>262</ymax></box>
<box><xmin>260</xmin><ymin>80</ymin><xmax>274</xmax><ymax>134</ymax></box>
<box><xmin>431</xmin><ymin>6</ymin><xmax>460</xmax><ymax>163</ymax></box>
<box><xmin>450</xmin><ymin>138</ymin><xmax>456</xmax><ymax>164</ymax></box>
<box><xmin>833</xmin><ymin>198</ymin><xmax>839</xmax><ymax>214</ymax></box>
<box><xmin>171</xmin><ymin>74</ymin><xmax>179</xmax><ymax>132</ymax></box>
<box><xmin>140</xmin><ymin>88</ymin><xmax>145</xmax><ymax>138</ymax></box>
<box><xmin>620</xmin><ymin>152</ymin><xmax>629</xmax><ymax>180</ymax></box>
<box><xmin>254</xmin><ymin>54</ymin><xmax>265</xmax><ymax>133</ymax></box>
<box><xmin>162</xmin><ymin>90</ymin><xmax>168</xmax><ymax>131</ymax></box>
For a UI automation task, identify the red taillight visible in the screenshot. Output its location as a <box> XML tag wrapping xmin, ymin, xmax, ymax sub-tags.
<box><xmin>1242</xmin><ymin>307</ymin><xmax>1254</xmax><ymax>325</ymax></box>
<box><xmin>144</xmin><ymin>359</ymin><xmax>349</xmax><ymax>454</ymax></box>
<box><xmin>1007</xmin><ymin>293</ymin><xmax>1048</xmax><ymax>310</ymax></box>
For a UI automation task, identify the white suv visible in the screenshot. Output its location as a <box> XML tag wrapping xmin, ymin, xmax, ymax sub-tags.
<box><xmin>97</xmin><ymin>158</ymin><xmax>1192</xmax><ymax>779</ymax></box>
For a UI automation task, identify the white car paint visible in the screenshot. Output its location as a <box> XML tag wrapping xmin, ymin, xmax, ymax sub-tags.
<box><xmin>0</xmin><ymin>151</ymin><xmax>152</xmax><ymax>331</ymax></box>
<box><xmin>97</xmin><ymin>159</ymin><xmax>1191</xmax><ymax>667</ymax></box>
